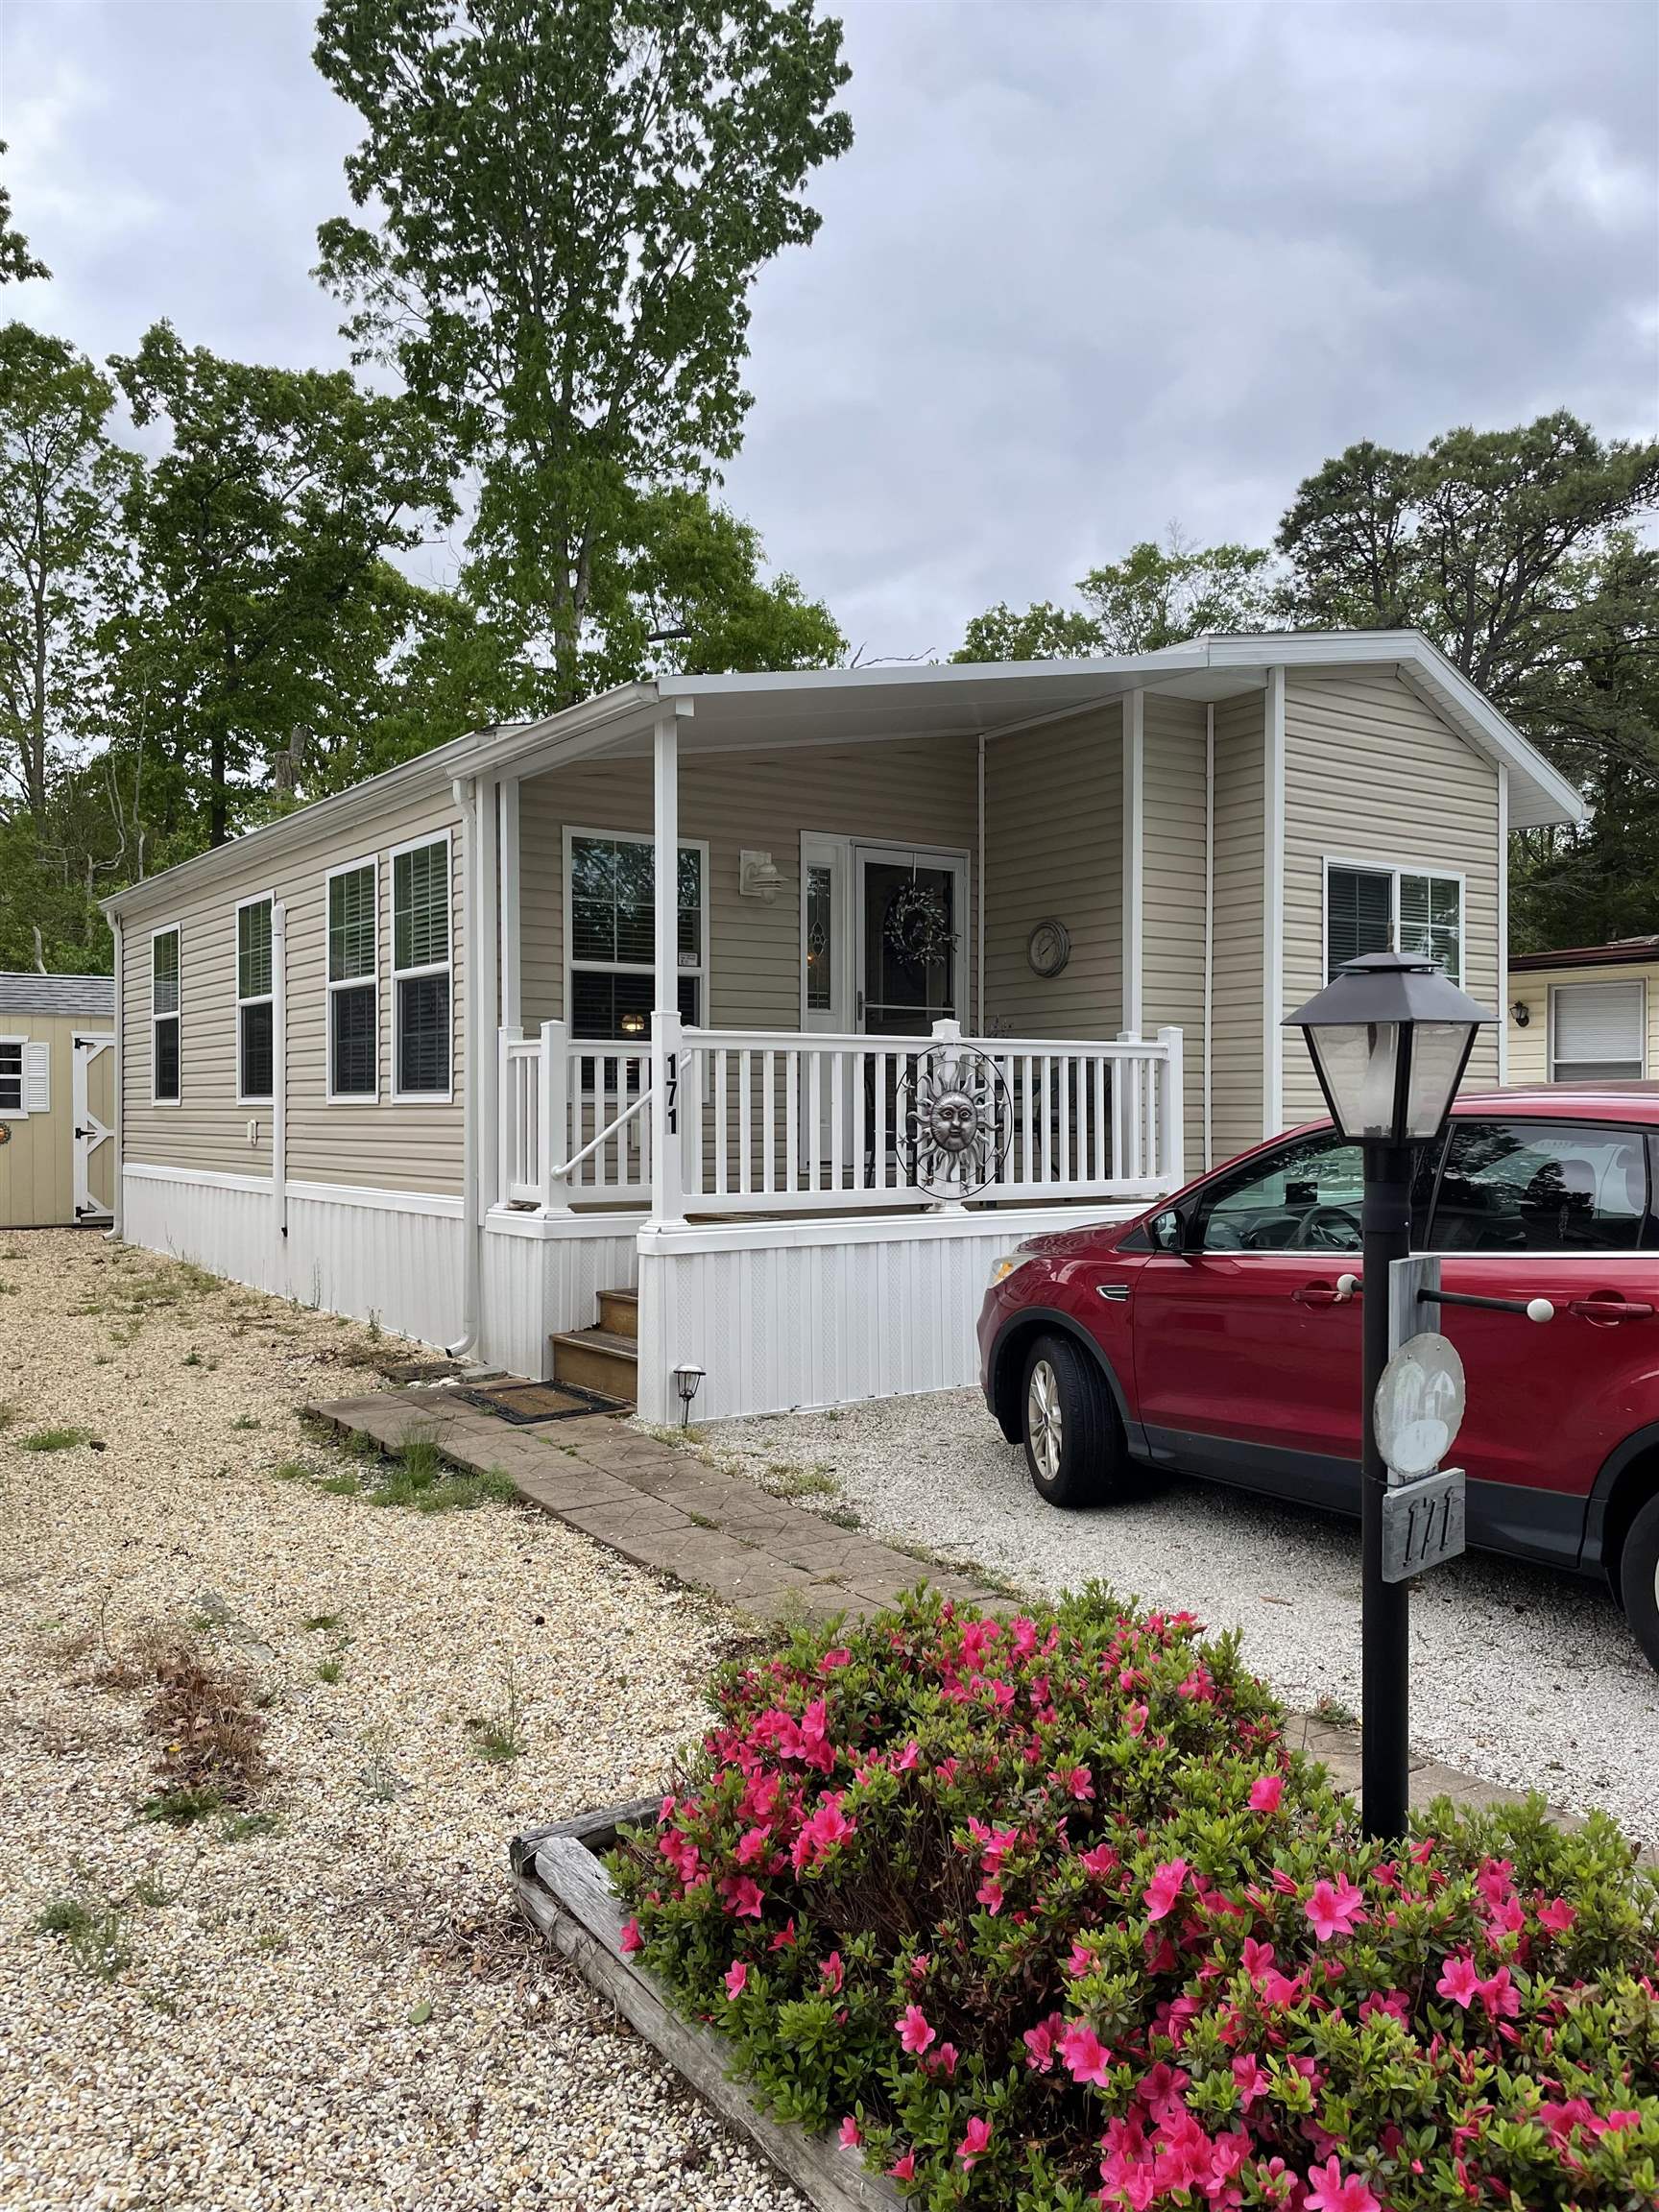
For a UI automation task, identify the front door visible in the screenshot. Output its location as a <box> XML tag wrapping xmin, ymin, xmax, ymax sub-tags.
<box><xmin>853</xmin><ymin>845</ymin><xmax>968</xmax><ymax>1037</ymax></box>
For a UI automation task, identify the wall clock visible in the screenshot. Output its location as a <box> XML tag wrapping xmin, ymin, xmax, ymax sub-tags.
<box><xmin>1026</xmin><ymin>919</ymin><xmax>1071</xmax><ymax>979</ymax></box>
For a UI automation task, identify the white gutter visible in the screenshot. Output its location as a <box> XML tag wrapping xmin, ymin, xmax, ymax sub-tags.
<box><xmin>273</xmin><ymin>899</ymin><xmax>288</xmax><ymax>1247</ymax></box>
<box><xmin>1203</xmin><ymin>705</ymin><xmax>1214</xmax><ymax>1171</ymax></box>
<box><xmin>975</xmin><ymin>733</ymin><xmax>986</xmax><ymax>1032</ymax></box>
<box><xmin>106</xmin><ymin>913</ymin><xmax>123</xmax><ymax>1239</ymax></box>
<box><xmin>447</xmin><ymin>775</ymin><xmax>482</xmax><ymax>1359</ymax></box>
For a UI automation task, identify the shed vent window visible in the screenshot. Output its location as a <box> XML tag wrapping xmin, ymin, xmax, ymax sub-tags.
<box><xmin>393</xmin><ymin>837</ymin><xmax>451</xmax><ymax>1096</ymax></box>
<box><xmin>327</xmin><ymin>861</ymin><xmax>378</xmax><ymax>1099</ymax></box>
<box><xmin>152</xmin><ymin>928</ymin><xmax>181</xmax><ymax>1103</ymax></box>
<box><xmin>0</xmin><ymin>1040</ymin><xmax>21</xmax><ymax>1115</ymax></box>
<box><xmin>1551</xmin><ymin>980</ymin><xmax>1645</xmax><ymax>1082</ymax></box>
<box><xmin>237</xmin><ymin>898</ymin><xmax>275</xmax><ymax>1103</ymax></box>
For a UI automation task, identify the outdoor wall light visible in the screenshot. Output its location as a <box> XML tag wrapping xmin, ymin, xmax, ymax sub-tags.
<box><xmin>1511</xmin><ymin>1001</ymin><xmax>1531</xmax><ymax>1028</ymax></box>
<box><xmin>671</xmin><ymin>1361</ymin><xmax>705</xmax><ymax>1427</ymax></box>
<box><xmin>1287</xmin><ymin>950</ymin><xmax>1490</xmax><ymax>1147</ymax></box>
<box><xmin>739</xmin><ymin>850</ymin><xmax>781</xmax><ymax>903</ymax></box>
<box><xmin>619</xmin><ymin>1009</ymin><xmax>648</xmax><ymax>1038</ymax></box>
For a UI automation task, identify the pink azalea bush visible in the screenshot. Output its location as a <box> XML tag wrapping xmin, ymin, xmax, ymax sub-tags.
<box><xmin>608</xmin><ymin>1588</ymin><xmax>1659</xmax><ymax>2207</ymax></box>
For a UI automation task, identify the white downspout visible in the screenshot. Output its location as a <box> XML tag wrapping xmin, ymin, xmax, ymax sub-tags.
<box><xmin>1212</xmin><ymin>708</ymin><xmax>1220</xmax><ymax>1176</ymax></box>
<box><xmin>447</xmin><ymin>774</ymin><xmax>481</xmax><ymax>1358</ymax></box>
<box><xmin>106</xmin><ymin>912</ymin><xmax>124</xmax><ymax>1239</ymax></box>
<box><xmin>273</xmin><ymin>899</ymin><xmax>288</xmax><ymax>1254</ymax></box>
<box><xmin>975</xmin><ymin>732</ymin><xmax>986</xmax><ymax>1033</ymax></box>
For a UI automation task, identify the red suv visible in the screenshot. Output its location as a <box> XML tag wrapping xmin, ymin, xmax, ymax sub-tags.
<box><xmin>978</xmin><ymin>1085</ymin><xmax>1659</xmax><ymax>1671</ymax></box>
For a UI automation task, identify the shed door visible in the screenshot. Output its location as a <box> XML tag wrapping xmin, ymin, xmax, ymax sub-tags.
<box><xmin>72</xmin><ymin>1032</ymin><xmax>114</xmax><ymax>1222</ymax></box>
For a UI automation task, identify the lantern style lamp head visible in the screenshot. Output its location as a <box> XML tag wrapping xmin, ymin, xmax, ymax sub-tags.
<box><xmin>671</xmin><ymin>1360</ymin><xmax>705</xmax><ymax>1427</ymax></box>
<box><xmin>1286</xmin><ymin>950</ymin><xmax>1495</xmax><ymax>1146</ymax></box>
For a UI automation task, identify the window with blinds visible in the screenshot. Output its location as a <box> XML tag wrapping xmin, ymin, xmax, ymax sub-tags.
<box><xmin>236</xmin><ymin>898</ymin><xmax>275</xmax><ymax>1102</ymax></box>
<box><xmin>566</xmin><ymin>830</ymin><xmax>704</xmax><ymax>1039</ymax></box>
<box><xmin>0</xmin><ymin>1038</ymin><xmax>22</xmax><ymax>1115</ymax></box>
<box><xmin>327</xmin><ymin>861</ymin><xmax>378</xmax><ymax>1099</ymax></box>
<box><xmin>393</xmin><ymin>837</ymin><xmax>450</xmax><ymax>1096</ymax></box>
<box><xmin>152</xmin><ymin>926</ymin><xmax>181</xmax><ymax>1103</ymax></box>
<box><xmin>1551</xmin><ymin>980</ymin><xmax>1645</xmax><ymax>1082</ymax></box>
<box><xmin>1326</xmin><ymin>864</ymin><xmax>1461</xmax><ymax>984</ymax></box>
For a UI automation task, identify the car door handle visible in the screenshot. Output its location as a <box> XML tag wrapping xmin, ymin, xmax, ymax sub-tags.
<box><xmin>1567</xmin><ymin>1295</ymin><xmax>1655</xmax><ymax>1324</ymax></box>
<box><xmin>1293</xmin><ymin>1274</ymin><xmax>1360</xmax><ymax>1308</ymax></box>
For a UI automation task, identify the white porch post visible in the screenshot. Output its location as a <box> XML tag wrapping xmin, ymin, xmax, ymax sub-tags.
<box><xmin>647</xmin><ymin>705</ymin><xmax>686</xmax><ymax>1230</ymax></box>
<box><xmin>929</xmin><ymin>1017</ymin><xmax>969</xmax><ymax>1214</ymax></box>
<box><xmin>500</xmin><ymin>776</ymin><xmax>522</xmax><ymax>1032</ymax></box>
<box><xmin>541</xmin><ymin>1018</ymin><xmax>574</xmax><ymax>1214</ymax></box>
<box><xmin>1157</xmin><ymin>1024</ymin><xmax>1185</xmax><ymax>1189</ymax></box>
<box><xmin>477</xmin><ymin>772</ymin><xmax>500</xmax><ymax>1229</ymax></box>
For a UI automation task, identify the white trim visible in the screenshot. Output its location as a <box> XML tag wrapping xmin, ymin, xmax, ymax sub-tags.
<box><xmin>124</xmin><ymin>1161</ymin><xmax>269</xmax><ymax>1193</ymax></box>
<box><xmin>1262</xmin><ymin>666</ymin><xmax>1285</xmax><ymax>1138</ymax></box>
<box><xmin>0</xmin><ymin>1032</ymin><xmax>26</xmax><ymax>1118</ymax></box>
<box><xmin>562</xmin><ymin>820</ymin><xmax>710</xmax><ymax>1038</ymax></box>
<box><xmin>390</xmin><ymin>825</ymin><xmax>454</xmax><ymax>1103</ymax></box>
<box><xmin>850</xmin><ymin>836</ymin><xmax>973</xmax><ymax>1031</ymax></box>
<box><xmin>1497</xmin><ymin>764</ymin><xmax>1509</xmax><ymax>1084</ymax></box>
<box><xmin>325</xmin><ymin>854</ymin><xmax>380</xmax><ymax>1104</ymax></box>
<box><xmin>636</xmin><ymin>1200</ymin><xmax>1143</xmax><ymax>1260</ymax></box>
<box><xmin>1548</xmin><ymin>976</ymin><xmax>1647</xmax><ymax>1082</ymax></box>
<box><xmin>1203</xmin><ymin>703</ymin><xmax>1214</xmax><ymax>1171</ymax></box>
<box><xmin>234</xmin><ymin>892</ymin><xmax>276</xmax><ymax>1107</ymax></box>
<box><xmin>108</xmin><ymin>914</ymin><xmax>123</xmax><ymax>1235</ymax></box>
<box><xmin>150</xmin><ymin>924</ymin><xmax>181</xmax><ymax>1107</ymax></box>
<box><xmin>122</xmin><ymin>1159</ymin><xmax>465</xmax><ymax>1215</ymax></box>
<box><xmin>1121</xmin><ymin>689</ymin><xmax>1144</xmax><ymax>1036</ymax></box>
<box><xmin>975</xmin><ymin>733</ymin><xmax>987</xmax><ymax>1033</ymax></box>
<box><xmin>799</xmin><ymin>831</ymin><xmax>853</xmax><ymax>1031</ymax></box>
<box><xmin>271</xmin><ymin>898</ymin><xmax>287</xmax><ymax>1241</ymax></box>
<box><xmin>500</xmin><ymin>779</ymin><xmax>522</xmax><ymax>1030</ymax></box>
<box><xmin>485</xmin><ymin>1203</ymin><xmax>647</xmax><ymax>1240</ymax></box>
<box><xmin>1320</xmin><ymin>854</ymin><xmax>1467</xmax><ymax>986</ymax></box>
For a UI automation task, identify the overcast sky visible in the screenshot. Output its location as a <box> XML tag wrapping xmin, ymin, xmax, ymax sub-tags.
<box><xmin>4</xmin><ymin>0</ymin><xmax>1655</xmax><ymax>658</ymax></box>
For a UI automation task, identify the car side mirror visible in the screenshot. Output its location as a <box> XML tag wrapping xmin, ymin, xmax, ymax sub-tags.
<box><xmin>1147</xmin><ymin>1208</ymin><xmax>1186</xmax><ymax>1255</ymax></box>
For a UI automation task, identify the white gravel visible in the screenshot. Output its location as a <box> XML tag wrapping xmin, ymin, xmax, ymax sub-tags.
<box><xmin>701</xmin><ymin>1387</ymin><xmax>1659</xmax><ymax>1849</ymax></box>
<box><xmin>0</xmin><ymin>1230</ymin><xmax>800</xmax><ymax>2212</ymax></box>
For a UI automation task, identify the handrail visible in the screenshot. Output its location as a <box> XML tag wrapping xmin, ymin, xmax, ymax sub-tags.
<box><xmin>552</xmin><ymin>1081</ymin><xmax>652</xmax><ymax>1178</ymax></box>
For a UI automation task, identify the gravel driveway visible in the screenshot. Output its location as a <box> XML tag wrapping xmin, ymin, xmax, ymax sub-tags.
<box><xmin>0</xmin><ymin>1231</ymin><xmax>797</xmax><ymax>2212</ymax></box>
<box><xmin>701</xmin><ymin>1387</ymin><xmax>1659</xmax><ymax>1848</ymax></box>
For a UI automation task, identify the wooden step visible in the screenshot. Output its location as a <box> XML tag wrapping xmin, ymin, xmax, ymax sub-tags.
<box><xmin>596</xmin><ymin>1287</ymin><xmax>638</xmax><ymax>1340</ymax></box>
<box><xmin>550</xmin><ymin>1326</ymin><xmax>638</xmax><ymax>1403</ymax></box>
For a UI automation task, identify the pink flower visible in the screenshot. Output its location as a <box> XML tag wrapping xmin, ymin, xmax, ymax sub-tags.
<box><xmin>894</xmin><ymin>1739</ymin><xmax>921</xmax><ymax>1771</ymax></box>
<box><xmin>1437</xmin><ymin>1953</ymin><xmax>1480</xmax><ymax>2008</ymax></box>
<box><xmin>735</xmin><ymin>1823</ymin><xmax>772</xmax><ymax>1866</ymax></box>
<box><xmin>1066</xmin><ymin>1938</ymin><xmax>1094</xmax><ymax>1978</ymax></box>
<box><xmin>975</xmin><ymin>1876</ymin><xmax>1003</xmax><ymax>1914</ymax></box>
<box><xmin>1144</xmin><ymin>1858</ymin><xmax>1189</xmax><ymax>1922</ymax></box>
<box><xmin>819</xmin><ymin>1950</ymin><xmax>844</xmax><ymax>1994</ymax></box>
<box><xmin>1022</xmin><ymin>2011</ymin><xmax>1065</xmax><ymax>2072</ymax></box>
<box><xmin>1080</xmin><ymin>1840</ymin><xmax>1118</xmax><ymax>1880</ymax></box>
<box><xmin>1305</xmin><ymin>2155</ymin><xmax>1379</xmax><ymax>2212</ymax></box>
<box><xmin>724</xmin><ymin>1960</ymin><xmax>748</xmax><ymax>1999</ymax></box>
<box><xmin>1054</xmin><ymin>1764</ymin><xmax>1095</xmax><ymax>1801</ymax></box>
<box><xmin>926</xmin><ymin>2041</ymin><xmax>959</xmax><ymax>2079</ymax></box>
<box><xmin>1305</xmin><ymin>1874</ymin><xmax>1366</xmax><ymax>1942</ymax></box>
<box><xmin>1060</xmin><ymin>2021</ymin><xmax>1112</xmax><ymax>2087</ymax></box>
<box><xmin>769</xmin><ymin>1916</ymin><xmax>797</xmax><ymax>1950</ymax></box>
<box><xmin>887</xmin><ymin>2151</ymin><xmax>916</xmax><ymax>2180</ymax></box>
<box><xmin>837</xmin><ymin>2115</ymin><xmax>861</xmax><ymax>2150</ymax></box>
<box><xmin>1125</xmin><ymin>1701</ymin><xmax>1149</xmax><ymax>1736</ymax></box>
<box><xmin>1478</xmin><ymin>1965</ymin><xmax>1521</xmax><ymax>2019</ymax></box>
<box><xmin>821</xmin><ymin>1647</ymin><xmax>852</xmax><ymax>1670</ymax></box>
<box><xmin>1241</xmin><ymin>1936</ymin><xmax>1276</xmax><ymax>1981</ymax></box>
<box><xmin>955</xmin><ymin>2117</ymin><xmax>992</xmax><ymax>2168</ymax></box>
<box><xmin>1249</xmin><ymin>1772</ymin><xmax>1284</xmax><ymax>1814</ymax></box>
<box><xmin>896</xmin><ymin>2004</ymin><xmax>935</xmax><ymax>2056</ymax></box>
<box><xmin>618</xmin><ymin>1918</ymin><xmax>643</xmax><ymax>1955</ymax></box>
<box><xmin>1537</xmin><ymin>1896</ymin><xmax>1575</xmax><ymax>1936</ymax></box>
<box><xmin>718</xmin><ymin>1874</ymin><xmax>764</xmax><ymax>1920</ymax></box>
<box><xmin>1232</xmin><ymin>2053</ymin><xmax>1266</xmax><ymax>2106</ymax></box>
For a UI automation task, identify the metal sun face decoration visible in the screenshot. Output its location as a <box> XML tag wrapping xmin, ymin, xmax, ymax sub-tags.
<box><xmin>897</xmin><ymin>1044</ymin><xmax>1011</xmax><ymax>1200</ymax></box>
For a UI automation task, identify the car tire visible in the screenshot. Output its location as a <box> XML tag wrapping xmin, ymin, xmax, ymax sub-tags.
<box><xmin>1618</xmin><ymin>1491</ymin><xmax>1659</xmax><ymax>1673</ymax></box>
<box><xmin>1021</xmin><ymin>1333</ymin><xmax>1122</xmax><ymax>1510</ymax></box>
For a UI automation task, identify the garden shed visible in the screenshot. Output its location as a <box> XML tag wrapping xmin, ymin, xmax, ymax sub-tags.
<box><xmin>0</xmin><ymin>972</ymin><xmax>115</xmax><ymax>1229</ymax></box>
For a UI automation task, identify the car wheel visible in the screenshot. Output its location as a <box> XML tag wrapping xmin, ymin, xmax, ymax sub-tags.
<box><xmin>1022</xmin><ymin>1333</ymin><xmax>1121</xmax><ymax>1509</ymax></box>
<box><xmin>1619</xmin><ymin>1491</ymin><xmax>1659</xmax><ymax>1673</ymax></box>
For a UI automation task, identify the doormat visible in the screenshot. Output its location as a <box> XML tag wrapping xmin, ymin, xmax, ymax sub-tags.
<box><xmin>459</xmin><ymin>1380</ymin><xmax>627</xmax><ymax>1424</ymax></box>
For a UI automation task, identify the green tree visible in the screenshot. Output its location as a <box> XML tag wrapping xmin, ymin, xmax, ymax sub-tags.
<box><xmin>952</xmin><ymin>599</ymin><xmax>1101</xmax><ymax>663</ymax></box>
<box><xmin>0</xmin><ymin>323</ymin><xmax>133</xmax><ymax>819</ymax></box>
<box><xmin>108</xmin><ymin>321</ymin><xmax>453</xmax><ymax>845</ymax></box>
<box><xmin>313</xmin><ymin>0</ymin><xmax>853</xmax><ymax>707</ymax></box>
<box><xmin>953</xmin><ymin>532</ymin><xmax>1277</xmax><ymax>662</ymax></box>
<box><xmin>0</xmin><ymin>143</ymin><xmax>50</xmax><ymax>286</ymax></box>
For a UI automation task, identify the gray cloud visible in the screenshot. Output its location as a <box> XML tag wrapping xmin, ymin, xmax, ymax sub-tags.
<box><xmin>4</xmin><ymin>0</ymin><xmax>1654</xmax><ymax>658</ymax></box>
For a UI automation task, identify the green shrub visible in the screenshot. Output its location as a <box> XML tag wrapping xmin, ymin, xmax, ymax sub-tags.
<box><xmin>610</xmin><ymin>1589</ymin><xmax>1659</xmax><ymax>2208</ymax></box>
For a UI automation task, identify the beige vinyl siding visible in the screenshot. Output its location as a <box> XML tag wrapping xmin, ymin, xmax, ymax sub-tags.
<box><xmin>120</xmin><ymin>785</ymin><xmax>466</xmax><ymax>1195</ymax></box>
<box><xmin>983</xmin><ymin>703</ymin><xmax>1122</xmax><ymax>1038</ymax></box>
<box><xmin>0</xmin><ymin>1013</ymin><xmax>110</xmax><ymax>1227</ymax></box>
<box><xmin>1506</xmin><ymin>962</ymin><xmax>1659</xmax><ymax>1085</ymax></box>
<box><xmin>1282</xmin><ymin>669</ymin><xmax>1501</xmax><ymax>1127</ymax></box>
<box><xmin>1141</xmin><ymin>694</ymin><xmax>1208</xmax><ymax>1168</ymax></box>
<box><xmin>517</xmin><ymin>737</ymin><xmax>979</xmax><ymax>1030</ymax></box>
<box><xmin>1210</xmin><ymin>690</ymin><xmax>1266</xmax><ymax>1161</ymax></box>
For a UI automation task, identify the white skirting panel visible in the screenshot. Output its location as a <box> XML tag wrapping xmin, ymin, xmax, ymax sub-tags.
<box><xmin>634</xmin><ymin>1206</ymin><xmax>1141</xmax><ymax>1424</ymax></box>
<box><xmin>481</xmin><ymin>1210</ymin><xmax>643</xmax><ymax>1379</ymax></box>
<box><xmin>122</xmin><ymin>1167</ymin><xmax>464</xmax><ymax>1351</ymax></box>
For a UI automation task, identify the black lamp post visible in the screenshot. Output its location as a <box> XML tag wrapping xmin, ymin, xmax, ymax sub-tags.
<box><xmin>1285</xmin><ymin>950</ymin><xmax>1494</xmax><ymax>1839</ymax></box>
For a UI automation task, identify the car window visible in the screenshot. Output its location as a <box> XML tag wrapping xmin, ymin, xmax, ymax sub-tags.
<box><xmin>1198</xmin><ymin>1131</ymin><xmax>1365</xmax><ymax>1252</ymax></box>
<box><xmin>1429</xmin><ymin>1120</ymin><xmax>1651</xmax><ymax>1252</ymax></box>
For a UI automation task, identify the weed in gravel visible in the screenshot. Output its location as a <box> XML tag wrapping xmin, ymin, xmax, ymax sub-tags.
<box><xmin>141</xmin><ymin>1785</ymin><xmax>225</xmax><ymax>1827</ymax></box>
<box><xmin>467</xmin><ymin>1667</ymin><xmax>527</xmax><ymax>1763</ymax></box>
<box><xmin>1314</xmin><ymin>1692</ymin><xmax>1358</xmax><ymax>1730</ymax></box>
<box><xmin>219</xmin><ymin>1810</ymin><xmax>281</xmax><ymax>1843</ymax></box>
<box><xmin>821</xmin><ymin>1503</ymin><xmax>863</xmax><ymax>1530</ymax></box>
<box><xmin>33</xmin><ymin>1896</ymin><xmax>132</xmax><ymax>1982</ymax></box>
<box><xmin>108</xmin><ymin>1633</ymin><xmax>274</xmax><ymax>1821</ymax></box>
<box><xmin>18</xmin><ymin>1426</ymin><xmax>93</xmax><ymax>1453</ymax></box>
<box><xmin>301</xmin><ymin>1611</ymin><xmax>346</xmax><ymax>1633</ymax></box>
<box><xmin>0</xmin><ymin>1278</ymin><xmax>17</xmax><ymax>1294</ymax></box>
<box><xmin>0</xmin><ymin>1401</ymin><xmax>15</xmax><ymax>1431</ymax></box>
<box><xmin>368</xmin><ymin>1430</ymin><xmax>517</xmax><ymax>1513</ymax></box>
<box><xmin>317</xmin><ymin>1657</ymin><xmax>343</xmax><ymax>1684</ymax></box>
<box><xmin>359</xmin><ymin>1726</ymin><xmax>408</xmax><ymax>1802</ymax></box>
<box><xmin>760</xmin><ymin>1460</ymin><xmax>838</xmax><ymax>1501</ymax></box>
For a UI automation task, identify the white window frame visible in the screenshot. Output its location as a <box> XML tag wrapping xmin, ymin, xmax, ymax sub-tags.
<box><xmin>1549</xmin><ymin>976</ymin><xmax>1647</xmax><ymax>1083</ymax></box>
<box><xmin>0</xmin><ymin>1033</ymin><xmax>26</xmax><ymax>1119</ymax></box>
<box><xmin>391</xmin><ymin>827</ymin><xmax>453</xmax><ymax>1104</ymax></box>
<box><xmin>562</xmin><ymin>823</ymin><xmax>710</xmax><ymax>1040</ymax></box>
<box><xmin>325</xmin><ymin>854</ymin><xmax>380</xmax><ymax>1105</ymax></box>
<box><xmin>234</xmin><ymin>893</ymin><xmax>276</xmax><ymax>1107</ymax></box>
<box><xmin>150</xmin><ymin>925</ymin><xmax>181</xmax><ymax>1108</ymax></box>
<box><xmin>1321</xmin><ymin>855</ymin><xmax>1466</xmax><ymax>985</ymax></box>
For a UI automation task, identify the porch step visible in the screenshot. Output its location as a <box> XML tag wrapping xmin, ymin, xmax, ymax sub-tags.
<box><xmin>596</xmin><ymin>1286</ymin><xmax>638</xmax><ymax>1340</ymax></box>
<box><xmin>550</xmin><ymin>1325</ymin><xmax>638</xmax><ymax>1404</ymax></box>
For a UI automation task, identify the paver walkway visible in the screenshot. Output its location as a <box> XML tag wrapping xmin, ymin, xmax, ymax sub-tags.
<box><xmin>306</xmin><ymin>1386</ymin><xmax>1595</xmax><ymax>1830</ymax></box>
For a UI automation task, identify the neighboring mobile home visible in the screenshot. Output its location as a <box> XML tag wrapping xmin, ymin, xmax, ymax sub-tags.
<box><xmin>0</xmin><ymin>972</ymin><xmax>115</xmax><ymax>1230</ymax></box>
<box><xmin>1507</xmin><ymin>939</ymin><xmax>1659</xmax><ymax>1085</ymax></box>
<box><xmin>101</xmin><ymin>632</ymin><xmax>1581</xmax><ymax>1421</ymax></box>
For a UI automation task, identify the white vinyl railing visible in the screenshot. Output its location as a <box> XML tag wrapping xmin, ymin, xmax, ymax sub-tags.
<box><xmin>500</xmin><ymin>1020</ymin><xmax>1183</xmax><ymax>1216</ymax></box>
